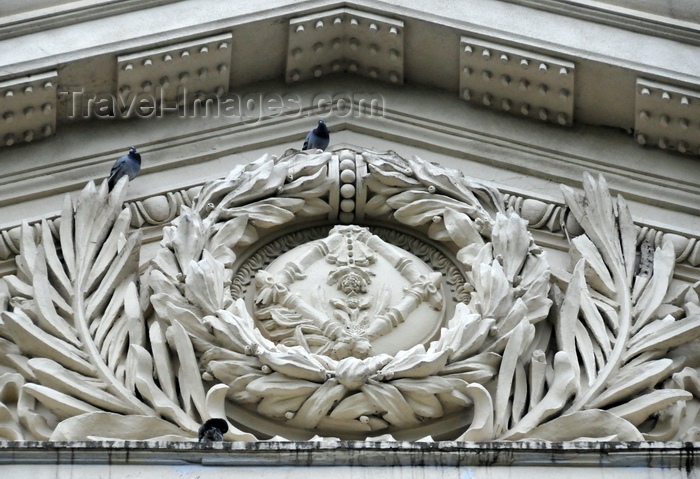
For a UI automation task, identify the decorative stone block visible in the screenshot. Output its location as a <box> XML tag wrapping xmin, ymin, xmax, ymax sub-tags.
<box><xmin>0</xmin><ymin>71</ymin><xmax>58</xmax><ymax>147</ymax></box>
<box><xmin>287</xmin><ymin>8</ymin><xmax>404</xmax><ymax>84</ymax></box>
<box><xmin>635</xmin><ymin>78</ymin><xmax>700</xmax><ymax>155</ymax></box>
<box><xmin>117</xmin><ymin>33</ymin><xmax>232</xmax><ymax>115</ymax></box>
<box><xmin>459</xmin><ymin>37</ymin><xmax>575</xmax><ymax>126</ymax></box>
<box><xmin>337</xmin><ymin>149</ymin><xmax>358</xmax><ymax>224</ymax></box>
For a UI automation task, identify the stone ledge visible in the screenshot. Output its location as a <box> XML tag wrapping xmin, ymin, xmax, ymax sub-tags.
<box><xmin>0</xmin><ymin>440</ymin><xmax>697</xmax><ymax>468</ymax></box>
<box><xmin>501</xmin><ymin>0</ymin><xmax>700</xmax><ymax>46</ymax></box>
<box><xmin>0</xmin><ymin>0</ymin><xmax>182</xmax><ymax>41</ymax></box>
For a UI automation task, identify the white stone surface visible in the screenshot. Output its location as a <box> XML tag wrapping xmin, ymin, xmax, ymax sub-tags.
<box><xmin>259</xmin><ymin>226</ymin><xmax>446</xmax><ymax>357</ymax></box>
<box><xmin>1</xmin><ymin>147</ymin><xmax>699</xmax><ymax>443</ymax></box>
<box><xmin>0</xmin><ymin>1</ymin><xmax>700</xmax><ymax>467</ymax></box>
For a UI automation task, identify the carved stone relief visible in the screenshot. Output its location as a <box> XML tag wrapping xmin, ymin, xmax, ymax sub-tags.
<box><xmin>0</xmin><ymin>147</ymin><xmax>699</xmax><ymax>442</ymax></box>
<box><xmin>254</xmin><ymin>224</ymin><xmax>446</xmax><ymax>359</ymax></box>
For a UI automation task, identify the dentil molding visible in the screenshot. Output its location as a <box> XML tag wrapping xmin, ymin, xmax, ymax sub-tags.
<box><xmin>1</xmin><ymin>0</ymin><xmax>700</xmax><ymax>158</ymax></box>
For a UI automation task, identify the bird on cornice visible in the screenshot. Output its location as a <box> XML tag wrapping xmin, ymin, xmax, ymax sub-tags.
<box><xmin>302</xmin><ymin>119</ymin><xmax>330</xmax><ymax>151</ymax></box>
<box><xmin>198</xmin><ymin>418</ymin><xmax>229</xmax><ymax>443</ymax></box>
<box><xmin>107</xmin><ymin>146</ymin><xmax>141</xmax><ymax>191</ymax></box>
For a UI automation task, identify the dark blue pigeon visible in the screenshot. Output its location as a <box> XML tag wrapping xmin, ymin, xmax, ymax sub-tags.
<box><xmin>108</xmin><ymin>146</ymin><xmax>141</xmax><ymax>191</ymax></box>
<box><xmin>302</xmin><ymin>119</ymin><xmax>330</xmax><ymax>151</ymax></box>
<box><xmin>198</xmin><ymin>418</ymin><xmax>229</xmax><ymax>443</ymax></box>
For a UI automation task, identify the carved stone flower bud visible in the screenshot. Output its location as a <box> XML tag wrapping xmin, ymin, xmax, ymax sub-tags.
<box><xmin>339</xmin><ymin>272</ymin><xmax>368</xmax><ymax>294</ymax></box>
<box><xmin>336</xmin><ymin>357</ymin><xmax>371</xmax><ymax>390</ymax></box>
<box><xmin>346</xmin><ymin>295</ymin><xmax>360</xmax><ymax>309</ymax></box>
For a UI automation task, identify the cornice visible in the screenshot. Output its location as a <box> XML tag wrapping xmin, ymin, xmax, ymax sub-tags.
<box><xmin>0</xmin><ymin>0</ymin><xmax>183</xmax><ymax>42</ymax></box>
<box><xmin>500</xmin><ymin>0</ymin><xmax>700</xmax><ymax>47</ymax></box>
<box><xmin>0</xmin><ymin>440</ymin><xmax>697</xmax><ymax>468</ymax></box>
<box><xmin>0</xmin><ymin>1</ymin><xmax>700</xmax><ymax>160</ymax></box>
<box><xmin>1</xmin><ymin>78</ymin><xmax>697</xmax><ymax>225</ymax></box>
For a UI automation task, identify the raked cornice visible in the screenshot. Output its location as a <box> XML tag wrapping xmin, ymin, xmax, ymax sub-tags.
<box><xmin>0</xmin><ymin>2</ymin><xmax>698</xmax><ymax>281</ymax></box>
<box><xmin>500</xmin><ymin>0</ymin><xmax>700</xmax><ymax>46</ymax></box>
<box><xmin>1</xmin><ymin>142</ymin><xmax>699</xmax><ymax>286</ymax></box>
<box><xmin>3</xmin><ymin>0</ymin><xmax>700</xmax><ymax>48</ymax></box>
<box><xmin>0</xmin><ymin>78</ymin><xmax>698</xmax><ymax>227</ymax></box>
<box><xmin>0</xmin><ymin>1</ymin><xmax>182</xmax><ymax>42</ymax></box>
<box><xmin>2</xmin><ymin>0</ymin><xmax>700</xmax><ymax>78</ymax></box>
<box><xmin>2</xmin><ymin>1</ymin><xmax>700</xmax><ymax>154</ymax></box>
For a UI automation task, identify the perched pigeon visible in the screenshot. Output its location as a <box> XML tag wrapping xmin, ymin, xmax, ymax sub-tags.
<box><xmin>302</xmin><ymin>119</ymin><xmax>330</xmax><ymax>151</ymax></box>
<box><xmin>198</xmin><ymin>418</ymin><xmax>229</xmax><ymax>443</ymax></box>
<box><xmin>107</xmin><ymin>146</ymin><xmax>141</xmax><ymax>191</ymax></box>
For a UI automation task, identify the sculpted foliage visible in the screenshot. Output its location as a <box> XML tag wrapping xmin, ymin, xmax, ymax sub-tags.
<box><xmin>0</xmin><ymin>149</ymin><xmax>698</xmax><ymax>442</ymax></box>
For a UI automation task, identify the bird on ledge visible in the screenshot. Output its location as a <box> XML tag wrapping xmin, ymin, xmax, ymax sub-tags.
<box><xmin>302</xmin><ymin>119</ymin><xmax>330</xmax><ymax>151</ymax></box>
<box><xmin>198</xmin><ymin>418</ymin><xmax>229</xmax><ymax>443</ymax></box>
<box><xmin>107</xmin><ymin>146</ymin><xmax>141</xmax><ymax>191</ymax></box>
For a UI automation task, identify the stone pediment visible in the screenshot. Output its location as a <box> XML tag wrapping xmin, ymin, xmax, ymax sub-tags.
<box><xmin>1</xmin><ymin>3</ymin><xmax>700</xmax><ymax>468</ymax></box>
<box><xmin>1</xmin><ymin>147</ymin><xmax>700</xmax><ymax>443</ymax></box>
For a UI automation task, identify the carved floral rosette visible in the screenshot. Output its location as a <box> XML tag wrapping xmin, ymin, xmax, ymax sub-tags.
<box><xmin>0</xmin><ymin>147</ymin><xmax>700</xmax><ymax>442</ymax></box>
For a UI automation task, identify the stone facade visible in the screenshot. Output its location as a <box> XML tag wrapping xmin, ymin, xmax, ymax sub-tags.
<box><xmin>0</xmin><ymin>0</ymin><xmax>700</xmax><ymax>476</ymax></box>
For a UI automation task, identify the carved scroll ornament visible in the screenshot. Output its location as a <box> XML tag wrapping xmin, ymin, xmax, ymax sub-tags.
<box><xmin>0</xmin><ymin>148</ymin><xmax>699</xmax><ymax>442</ymax></box>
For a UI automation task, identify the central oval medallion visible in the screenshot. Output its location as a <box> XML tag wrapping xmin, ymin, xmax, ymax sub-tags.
<box><xmin>254</xmin><ymin>225</ymin><xmax>446</xmax><ymax>358</ymax></box>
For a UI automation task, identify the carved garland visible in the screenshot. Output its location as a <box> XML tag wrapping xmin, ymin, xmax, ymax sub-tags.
<box><xmin>0</xmin><ymin>148</ymin><xmax>699</xmax><ymax>441</ymax></box>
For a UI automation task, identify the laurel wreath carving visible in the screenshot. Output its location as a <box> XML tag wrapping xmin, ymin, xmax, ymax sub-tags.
<box><xmin>0</xmin><ymin>148</ymin><xmax>699</xmax><ymax>441</ymax></box>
